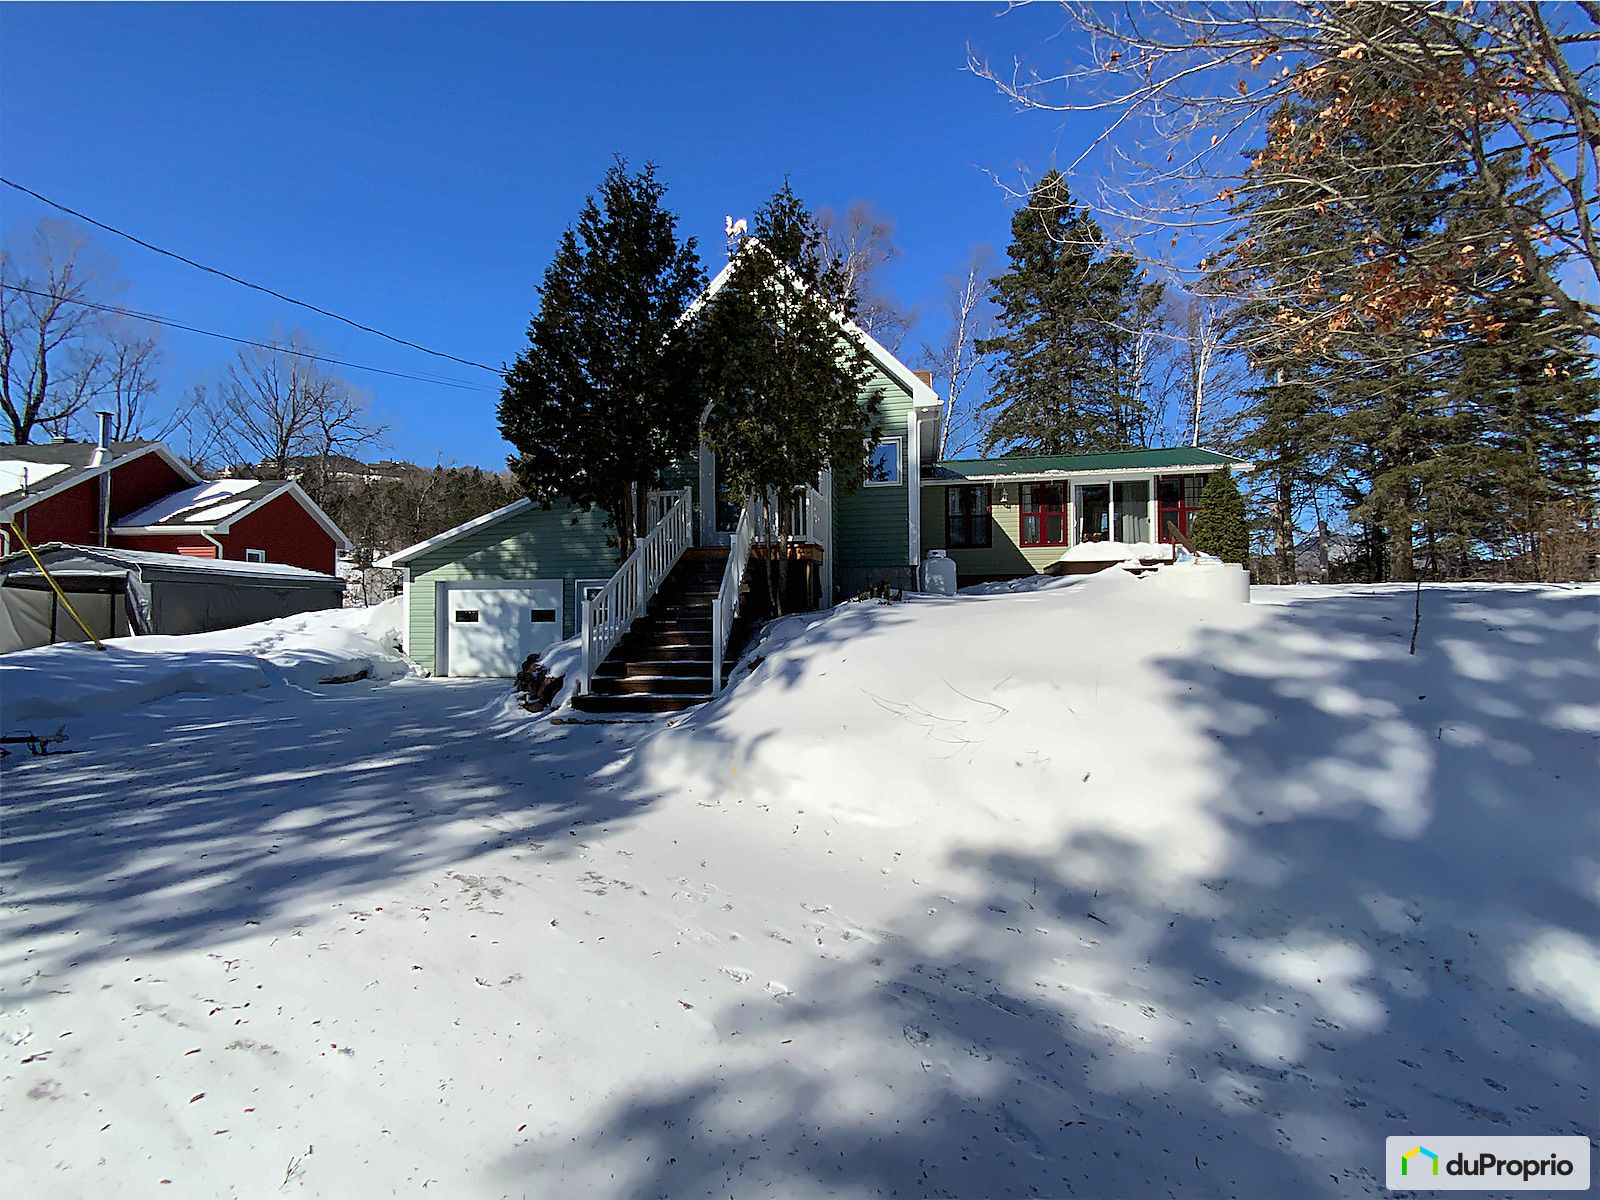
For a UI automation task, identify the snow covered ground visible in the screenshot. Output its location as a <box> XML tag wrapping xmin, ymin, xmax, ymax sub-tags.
<box><xmin>2</xmin><ymin>578</ymin><xmax>1596</xmax><ymax>1197</ymax></box>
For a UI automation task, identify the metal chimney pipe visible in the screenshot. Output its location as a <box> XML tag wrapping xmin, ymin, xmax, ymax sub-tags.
<box><xmin>94</xmin><ymin>410</ymin><xmax>113</xmax><ymax>546</ymax></box>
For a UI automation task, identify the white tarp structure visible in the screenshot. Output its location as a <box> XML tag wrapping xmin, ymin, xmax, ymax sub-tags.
<box><xmin>0</xmin><ymin>543</ymin><xmax>344</xmax><ymax>654</ymax></box>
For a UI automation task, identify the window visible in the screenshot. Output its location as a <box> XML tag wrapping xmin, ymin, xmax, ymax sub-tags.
<box><xmin>1113</xmin><ymin>480</ymin><xmax>1151</xmax><ymax>542</ymax></box>
<box><xmin>244</xmin><ymin>548</ymin><xmax>267</xmax><ymax>563</ymax></box>
<box><xmin>1075</xmin><ymin>484</ymin><xmax>1110</xmax><ymax>543</ymax></box>
<box><xmin>529</xmin><ymin>608</ymin><xmax>557</xmax><ymax>623</ymax></box>
<box><xmin>1020</xmin><ymin>482</ymin><xmax>1069</xmax><ymax>547</ymax></box>
<box><xmin>866</xmin><ymin>439</ymin><xmax>902</xmax><ymax>487</ymax></box>
<box><xmin>454</xmin><ymin>609</ymin><xmax>480</xmax><ymax>623</ymax></box>
<box><xmin>1157</xmin><ymin>473</ymin><xmax>1207</xmax><ymax>543</ymax></box>
<box><xmin>945</xmin><ymin>485</ymin><xmax>992</xmax><ymax>548</ymax></box>
<box><xmin>575</xmin><ymin>579</ymin><xmax>610</xmax><ymax>608</ymax></box>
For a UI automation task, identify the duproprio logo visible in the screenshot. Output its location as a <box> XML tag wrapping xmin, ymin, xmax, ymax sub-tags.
<box><xmin>1401</xmin><ymin>1146</ymin><xmax>1439</xmax><ymax>1177</ymax></box>
<box><xmin>1385</xmin><ymin>1136</ymin><xmax>1590</xmax><ymax>1191</ymax></box>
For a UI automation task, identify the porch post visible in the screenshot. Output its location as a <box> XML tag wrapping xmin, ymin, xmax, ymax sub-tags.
<box><xmin>1145</xmin><ymin>476</ymin><xmax>1158</xmax><ymax>543</ymax></box>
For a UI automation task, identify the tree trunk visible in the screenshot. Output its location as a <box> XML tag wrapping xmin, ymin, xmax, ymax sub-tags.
<box><xmin>1387</xmin><ymin>500</ymin><xmax>1415</xmax><ymax>583</ymax></box>
<box><xmin>1273</xmin><ymin>460</ymin><xmax>1297</xmax><ymax>584</ymax></box>
<box><xmin>617</xmin><ymin>488</ymin><xmax>636</xmax><ymax>560</ymax></box>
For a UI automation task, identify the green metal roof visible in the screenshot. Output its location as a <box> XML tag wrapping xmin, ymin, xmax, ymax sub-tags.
<box><xmin>926</xmin><ymin>447</ymin><xmax>1245</xmax><ymax>480</ymax></box>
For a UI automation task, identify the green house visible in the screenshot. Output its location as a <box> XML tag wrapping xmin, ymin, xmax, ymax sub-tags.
<box><xmin>379</xmin><ymin>253</ymin><xmax>1246</xmax><ymax>703</ymax></box>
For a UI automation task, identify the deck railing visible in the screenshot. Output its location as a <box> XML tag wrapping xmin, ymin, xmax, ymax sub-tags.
<box><xmin>578</xmin><ymin>487</ymin><xmax>692</xmax><ymax>694</ymax></box>
<box><xmin>709</xmin><ymin>501</ymin><xmax>756</xmax><ymax>693</ymax></box>
<box><xmin>752</xmin><ymin>485</ymin><xmax>826</xmax><ymax>545</ymax></box>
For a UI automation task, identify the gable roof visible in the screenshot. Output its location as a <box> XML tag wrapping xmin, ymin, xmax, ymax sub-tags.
<box><xmin>926</xmin><ymin>447</ymin><xmax>1249</xmax><ymax>482</ymax></box>
<box><xmin>374</xmin><ymin>497</ymin><xmax>534</xmax><ymax>568</ymax></box>
<box><xmin>689</xmin><ymin>240</ymin><xmax>941</xmax><ymax>411</ymax></box>
<box><xmin>112</xmin><ymin>478</ymin><xmax>353</xmax><ymax>550</ymax></box>
<box><xmin>0</xmin><ymin>441</ymin><xmax>201</xmax><ymax>518</ymax></box>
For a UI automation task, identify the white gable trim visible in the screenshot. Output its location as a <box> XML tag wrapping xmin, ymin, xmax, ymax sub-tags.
<box><xmin>687</xmin><ymin>241</ymin><xmax>941</xmax><ymax>410</ymax></box>
<box><xmin>0</xmin><ymin>443</ymin><xmax>201</xmax><ymax>522</ymax></box>
<box><xmin>375</xmin><ymin>497</ymin><xmax>534</xmax><ymax>568</ymax></box>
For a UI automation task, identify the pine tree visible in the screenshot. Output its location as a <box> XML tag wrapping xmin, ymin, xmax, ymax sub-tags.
<box><xmin>498</xmin><ymin>159</ymin><xmax>704</xmax><ymax>557</ymax></box>
<box><xmin>976</xmin><ymin>171</ymin><xmax>1156</xmax><ymax>455</ymax></box>
<box><xmin>1189</xmin><ymin>470</ymin><xmax>1250</xmax><ymax>565</ymax></box>
<box><xmin>690</xmin><ymin>182</ymin><xmax>880</xmax><ymax>613</ymax></box>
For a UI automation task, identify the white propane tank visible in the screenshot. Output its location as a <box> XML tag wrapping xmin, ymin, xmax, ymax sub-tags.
<box><xmin>921</xmin><ymin>549</ymin><xmax>958</xmax><ymax>596</ymax></box>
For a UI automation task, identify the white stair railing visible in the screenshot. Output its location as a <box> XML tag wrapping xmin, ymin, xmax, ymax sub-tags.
<box><xmin>710</xmin><ymin>501</ymin><xmax>756</xmax><ymax>692</ymax></box>
<box><xmin>579</xmin><ymin>487</ymin><xmax>692</xmax><ymax>694</ymax></box>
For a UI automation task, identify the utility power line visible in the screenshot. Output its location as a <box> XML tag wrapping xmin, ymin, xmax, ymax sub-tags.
<box><xmin>3</xmin><ymin>284</ymin><xmax>494</xmax><ymax>393</ymax></box>
<box><xmin>1</xmin><ymin>176</ymin><xmax>501</xmax><ymax>374</ymax></box>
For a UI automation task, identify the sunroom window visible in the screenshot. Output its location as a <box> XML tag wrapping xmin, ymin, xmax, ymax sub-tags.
<box><xmin>1020</xmin><ymin>482</ymin><xmax>1068</xmax><ymax>546</ymax></box>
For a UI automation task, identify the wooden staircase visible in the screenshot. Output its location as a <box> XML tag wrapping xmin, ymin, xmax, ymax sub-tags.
<box><xmin>572</xmin><ymin>548</ymin><xmax>750</xmax><ymax>714</ymax></box>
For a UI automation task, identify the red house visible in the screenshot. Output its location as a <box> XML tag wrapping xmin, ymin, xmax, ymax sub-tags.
<box><xmin>0</xmin><ymin>438</ymin><xmax>350</xmax><ymax>574</ymax></box>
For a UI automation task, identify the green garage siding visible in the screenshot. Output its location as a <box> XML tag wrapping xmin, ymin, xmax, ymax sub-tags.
<box><xmin>405</xmin><ymin>503</ymin><xmax>619</xmax><ymax>675</ymax></box>
<box><xmin>833</xmin><ymin>364</ymin><xmax>914</xmax><ymax>584</ymax></box>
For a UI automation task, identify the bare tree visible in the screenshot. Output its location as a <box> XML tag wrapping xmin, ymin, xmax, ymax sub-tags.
<box><xmin>205</xmin><ymin>334</ymin><xmax>383</xmax><ymax>491</ymax></box>
<box><xmin>816</xmin><ymin>201</ymin><xmax>913</xmax><ymax>350</ymax></box>
<box><xmin>99</xmin><ymin>327</ymin><xmax>180</xmax><ymax>442</ymax></box>
<box><xmin>0</xmin><ymin>221</ymin><xmax>118</xmax><ymax>443</ymax></box>
<box><xmin>969</xmin><ymin>2</ymin><xmax>1600</xmax><ymax>343</ymax></box>
<box><xmin>1179</xmin><ymin>292</ymin><xmax>1234</xmax><ymax>447</ymax></box>
<box><xmin>920</xmin><ymin>246</ymin><xmax>995</xmax><ymax>459</ymax></box>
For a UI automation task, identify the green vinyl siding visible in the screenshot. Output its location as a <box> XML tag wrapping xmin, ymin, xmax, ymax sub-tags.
<box><xmin>405</xmin><ymin>502</ymin><xmax>620</xmax><ymax>674</ymax></box>
<box><xmin>919</xmin><ymin>484</ymin><xmax>1062</xmax><ymax>578</ymax></box>
<box><xmin>833</xmin><ymin>362</ymin><xmax>914</xmax><ymax>571</ymax></box>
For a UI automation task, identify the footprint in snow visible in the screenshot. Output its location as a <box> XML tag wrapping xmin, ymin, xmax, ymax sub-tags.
<box><xmin>719</xmin><ymin>967</ymin><xmax>752</xmax><ymax>984</ymax></box>
<box><xmin>765</xmin><ymin>981</ymin><xmax>794</xmax><ymax>1002</ymax></box>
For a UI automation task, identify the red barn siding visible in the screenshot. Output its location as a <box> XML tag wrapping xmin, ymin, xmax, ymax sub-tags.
<box><xmin>220</xmin><ymin>494</ymin><xmax>337</xmax><ymax>573</ymax></box>
<box><xmin>113</xmin><ymin>533</ymin><xmax>217</xmax><ymax>558</ymax></box>
<box><xmin>15</xmin><ymin>478</ymin><xmax>98</xmax><ymax>545</ymax></box>
<box><xmin>107</xmin><ymin>453</ymin><xmax>191</xmax><ymax>521</ymax></box>
<box><xmin>10</xmin><ymin>450</ymin><xmax>192</xmax><ymax>548</ymax></box>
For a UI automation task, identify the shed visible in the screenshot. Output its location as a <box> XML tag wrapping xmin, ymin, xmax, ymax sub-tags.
<box><xmin>0</xmin><ymin>543</ymin><xmax>345</xmax><ymax>654</ymax></box>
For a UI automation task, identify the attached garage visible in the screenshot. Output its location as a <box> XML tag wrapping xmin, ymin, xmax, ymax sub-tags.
<box><xmin>378</xmin><ymin>498</ymin><xmax>623</xmax><ymax>677</ymax></box>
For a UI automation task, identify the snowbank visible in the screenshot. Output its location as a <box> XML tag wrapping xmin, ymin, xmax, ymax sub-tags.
<box><xmin>3</xmin><ymin>579</ymin><xmax>1596</xmax><ymax>1198</ymax></box>
<box><xmin>649</xmin><ymin>569</ymin><xmax>1257</xmax><ymax>836</ymax></box>
<box><xmin>1056</xmin><ymin>538</ymin><xmax>1175</xmax><ymax>562</ymax></box>
<box><xmin>0</xmin><ymin>596</ymin><xmax>412</xmax><ymax>727</ymax></box>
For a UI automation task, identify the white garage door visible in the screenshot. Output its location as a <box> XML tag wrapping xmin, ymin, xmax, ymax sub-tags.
<box><xmin>441</xmin><ymin>580</ymin><xmax>563</xmax><ymax>677</ymax></box>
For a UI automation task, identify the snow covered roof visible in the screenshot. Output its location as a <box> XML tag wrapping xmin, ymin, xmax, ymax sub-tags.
<box><xmin>926</xmin><ymin>447</ymin><xmax>1248</xmax><ymax>483</ymax></box>
<box><xmin>115</xmin><ymin>480</ymin><xmax>289</xmax><ymax>529</ymax></box>
<box><xmin>0</xmin><ymin>441</ymin><xmax>201</xmax><ymax>517</ymax></box>
<box><xmin>112</xmin><ymin>478</ymin><xmax>353</xmax><ymax>550</ymax></box>
<box><xmin>0</xmin><ymin>542</ymin><xmax>345</xmax><ymax>586</ymax></box>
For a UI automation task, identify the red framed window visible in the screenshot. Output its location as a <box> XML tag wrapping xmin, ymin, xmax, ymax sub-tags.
<box><xmin>1157</xmin><ymin>473</ymin><xmax>1206</xmax><ymax>542</ymax></box>
<box><xmin>1020</xmin><ymin>482</ymin><xmax>1069</xmax><ymax>547</ymax></box>
<box><xmin>945</xmin><ymin>485</ymin><xmax>992</xmax><ymax>548</ymax></box>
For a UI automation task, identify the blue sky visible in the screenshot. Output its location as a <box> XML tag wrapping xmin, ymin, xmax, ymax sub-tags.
<box><xmin>1</xmin><ymin>2</ymin><xmax>1094</xmax><ymax>467</ymax></box>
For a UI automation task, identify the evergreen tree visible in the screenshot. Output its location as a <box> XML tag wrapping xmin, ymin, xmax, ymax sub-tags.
<box><xmin>498</xmin><ymin>159</ymin><xmax>704</xmax><ymax>557</ymax></box>
<box><xmin>1189</xmin><ymin>470</ymin><xmax>1250</xmax><ymax>565</ymax></box>
<box><xmin>690</xmin><ymin>182</ymin><xmax>880</xmax><ymax>613</ymax></box>
<box><xmin>976</xmin><ymin>172</ymin><xmax>1157</xmax><ymax>455</ymax></box>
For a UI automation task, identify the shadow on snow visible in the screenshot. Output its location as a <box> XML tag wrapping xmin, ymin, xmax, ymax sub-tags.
<box><xmin>491</xmin><ymin>585</ymin><xmax>1599</xmax><ymax>1198</ymax></box>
